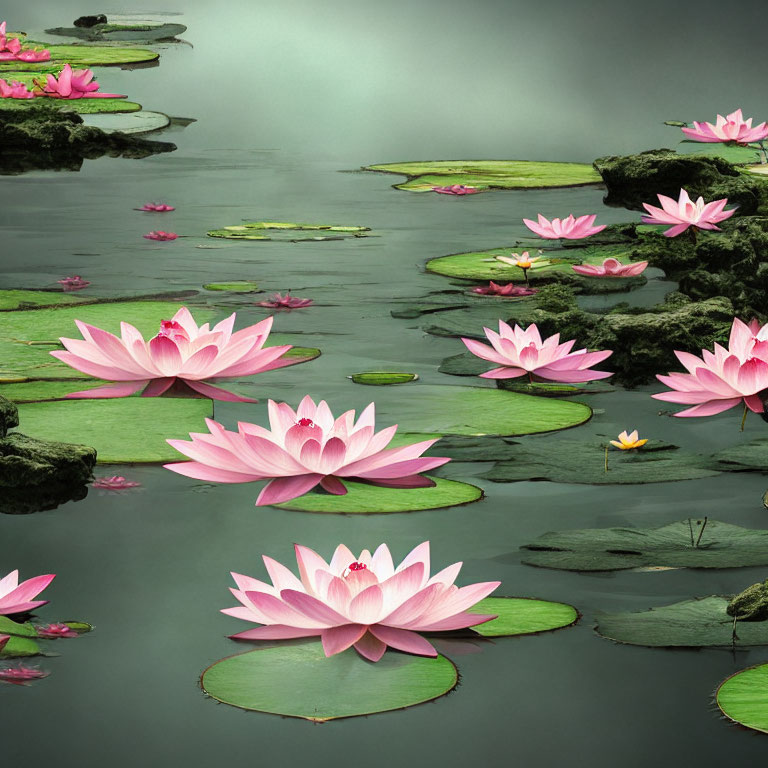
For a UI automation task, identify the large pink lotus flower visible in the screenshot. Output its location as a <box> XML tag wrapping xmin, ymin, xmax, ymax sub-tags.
<box><xmin>223</xmin><ymin>541</ymin><xmax>500</xmax><ymax>662</ymax></box>
<box><xmin>432</xmin><ymin>184</ymin><xmax>481</xmax><ymax>195</ymax></box>
<box><xmin>681</xmin><ymin>109</ymin><xmax>768</xmax><ymax>145</ymax></box>
<box><xmin>571</xmin><ymin>258</ymin><xmax>648</xmax><ymax>277</ymax></box>
<box><xmin>471</xmin><ymin>281</ymin><xmax>538</xmax><ymax>297</ymax></box>
<box><xmin>461</xmin><ymin>321</ymin><xmax>613</xmax><ymax>382</ymax></box>
<box><xmin>143</xmin><ymin>231</ymin><xmax>177</xmax><ymax>241</ymax></box>
<box><xmin>257</xmin><ymin>292</ymin><xmax>313</xmax><ymax>309</ymax></box>
<box><xmin>92</xmin><ymin>475</ymin><xmax>141</xmax><ymax>490</ymax></box>
<box><xmin>0</xmin><ymin>665</ymin><xmax>49</xmax><ymax>685</ymax></box>
<box><xmin>35</xmin><ymin>623</ymin><xmax>79</xmax><ymax>639</ymax></box>
<box><xmin>0</xmin><ymin>78</ymin><xmax>34</xmax><ymax>99</ymax></box>
<box><xmin>0</xmin><ymin>570</ymin><xmax>55</xmax><ymax>616</ymax></box>
<box><xmin>57</xmin><ymin>275</ymin><xmax>90</xmax><ymax>291</ymax></box>
<box><xmin>165</xmin><ymin>395</ymin><xmax>451</xmax><ymax>505</ymax></box>
<box><xmin>51</xmin><ymin>308</ymin><xmax>301</xmax><ymax>402</ymax></box>
<box><xmin>41</xmin><ymin>64</ymin><xmax>123</xmax><ymax>99</ymax></box>
<box><xmin>523</xmin><ymin>213</ymin><xmax>606</xmax><ymax>240</ymax></box>
<box><xmin>138</xmin><ymin>203</ymin><xmax>175</xmax><ymax>212</ymax></box>
<box><xmin>641</xmin><ymin>188</ymin><xmax>735</xmax><ymax>237</ymax></box>
<box><xmin>652</xmin><ymin>318</ymin><xmax>768</xmax><ymax>417</ymax></box>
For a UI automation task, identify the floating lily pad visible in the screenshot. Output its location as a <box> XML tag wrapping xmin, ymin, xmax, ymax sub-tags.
<box><xmin>46</xmin><ymin>22</ymin><xmax>187</xmax><ymax>43</ymax></box>
<box><xmin>675</xmin><ymin>140</ymin><xmax>763</xmax><ymax>164</ymax></box>
<box><xmin>470</xmin><ymin>597</ymin><xmax>579</xmax><ymax>637</ymax></box>
<box><xmin>484</xmin><ymin>439</ymin><xmax>715</xmax><ymax>485</ymax></box>
<box><xmin>81</xmin><ymin>110</ymin><xmax>169</xmax><ymax>133</ymax></box>
<box><xmin>203</xmin><ymin>281</ymin><xmax>261</xmax><ymax>293</ymax></box>
<box><xmin>708</xmin><ymin>438</ymin><xmax>768</xmax><ymax>473</ymax></box>
<box><xmin>14</xmin><ymin>398</ymin><xmax>213</xmax><ymax>463</ymax></box>
<box><xmin>63</xmin><ymin>621</ymin><xmax>93</xmax><ymax>634</ymax></box>
<box><xmin>0</xmin><ymin>43</ymin><xmax>159</xmax><ymax>72</ymax></box>
<box><xmin>0</xmin><ymin>616</ymin><xmax>37</xmax><ymax>638</ymax></box>
<box><xmin>275</xmin><ymin>477</ymin><xmax>482</xmax><ymax>514</ymax></box>
<box><xmin>350</xmin><ymin>372</ymin><xmax>418</xmax><ymax>385</ymax></box>
<box><xmin>363</xmin><ymin>160</ymin><xmax>601</xmax><ymax>192</ymax></box>
<box><xmin>207</xmin><ymin>222</ymin><xmax>371</xmax><ymax>242</ymax></box>
<box><xmin>0</xmin><ymin>290</ymin><xmax>89</xmax><ymax>311</ymax></box>
<box><xmin>520</xmin><ymin>519</ymin><xmax>768</xmax><ymax>571</ymax></box>
<box><xmin>0</xmin><ymin>96</ymin><xmax>141</xmax><ymax>115</ymax></box>
<box><xmin>201</xmin><ymin>641</ymin><xmax>458</xmax><ymax>721</ymax></box>
<box><xmin>595</xmin><ymin>596</ymin><xmax>768</xmax><ymax>648</ymax></box>
<box><xmin>717</xmin><ymin>664</ymin><xmax>768</xmax><ymax>734</ymax></box>
<box><xmin>0</xmin><ymin>635</ymin><xmax>41</xmax><ymax>658</ymax></box>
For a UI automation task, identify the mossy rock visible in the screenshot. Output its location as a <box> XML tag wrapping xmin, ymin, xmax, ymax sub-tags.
<box><xmin>0</xmin><ymin>396</ymin><xmax>19</xmax><ymax>437</ymax></box>
<box><xmin>207</xmin><ymin>222</ymin><xmax>370</xmax><ymax>241</ymax></box>
<box><xmin>0</xmin><ymin>482</ymin><xmax>88</xmax><ymax>515</ymax></box>
<box><xmin>0</xmin><ymin>432</ymin><xmax>96</xmax><ymax>487</ymax></box>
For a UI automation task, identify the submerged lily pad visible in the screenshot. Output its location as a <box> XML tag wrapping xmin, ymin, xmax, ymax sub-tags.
<box><xmin>520</xmin><ymin>519</ymin><xmax>768</xmax><ymax>571</ymax></box>
<box><xmin>708</xmin><ymin>438</ymin><xmax>768</xmax><ymax>473</ymax></box>
<box><xmin>717</xmin><ymin>664</ymin><xmax>768</xmax><ymax>734</ymax></box>
<box><xmin>207</xmin><ymin>222</ymin><xmax>371</xmax><ymax>241</ymax></box>
<box><xmin>350</xmin><ymin>372</ymin><xmax>418</xmax><ymax>385</ymax></box>
<box><xmin>81</xmin><ymin>110</ymin><xmax>169</xmax><ymax>133</ymax></box>
<box><xmin>46</xmin><ymin>22</ymin><xmax>187</xmax><ymax>43</ymax></box>
<box><xmin>0</xmin><ymin>43</ymin><xmax>159</xmax><ymax>72</ymax></box>
<box><xmin>275</xmin><ymin>477</ymin><xmax>482</xmax><ymax>514</ymax></box>
<box><xmin>484</xmin><ymin>440</ymin><xmax>715</xmax><ymax>485</ymax></box>
<box><xmin>363</xmin><ymin>160</ymin><xmax>601</xmax><ymax>191</ymax></box>
<box><xmin>203</xmin><ymin>281</ymin><xmax>261</xmax><ymax>293</ymax></box>
<box><xmin>201</xmin><ymin>641</ymin><xmax>458</xmax><ymax>721</ymax></box>
<box><xmin>0</xmin><ymin>290</ymin><xmax>90</xmax><ymax>311</ymax></box>
<box><xmin>470</xmin><ymin>597</ymin><xmax>578</xmax><ymax>637</ymax></box>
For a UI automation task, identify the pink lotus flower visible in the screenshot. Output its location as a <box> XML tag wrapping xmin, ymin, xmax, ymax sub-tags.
<box><xmin>523</xmin><ymin>213</ymin><xmax>606</xmax><ymax>240</ymax></box>
<box><xmin>15</xmin><ymin>47</ymin><xmax>50</xmax><ymax>63</ymax></box>
<box><xmin>641</xmin><ymin>188</ymin><xmax>735</xmax><ymax>237</ymax></box>
<box><xmin>165</xmin><ymin>395</ymin><xmax>451</xmax><ymax>506</ymax></box>
<box><xmin>653</xmin><ymin>317</ymin><xmax>768</xmax><ymax>417</ymax></box>
<box><xmin>143</xmin><ymin>231</ymin><xmax>177</xmax><ymax>241</ymax></box>
<box><xmin>57</xmin><ymin>275</ymin><xmax>90</xmax><ymax>291</ymax></box>
<box><xmin>35</xmin><ymin>623</ymin><xmax>79</xmax><ymax>639</ymax></box>
<box><xmin>257</xmin><ymin>292</ymin><xmax>313</xmax><ymax>309</ymax></box>
<box><xmin>461</xmin><ymin>321</ymin><xmax>613</xmax><ymax>382</ymax></box>
<box><xmin>92</xmin><ymin>475</ymin><xmax>141</xmax><ymax>490</ymax></box>
<box><xmin>51</xmin><ymin>307</ymin><xmax>301</xmax><ymax>402</ymax></box>
<box><xmin>432</xmin><ymin>185</ymin><xmax>481</xmax><ymax>195</ymax></box>
<box><xmin>222</xmin><ymin>541</ymin><xmax>500</xmax><ymax>662</ymax></box>
<box><xmin>471</xmin><ymin>281</ymin><xmax>538</xmax><ymax>297</ymax></box>
<box><xmin>571</xmin><ymin>258</ymin><xmax>648</xmax><ymax>277</ymax></box>
<box><xmin>138</xmin><ymin>203</ymin><xmax>175</xmax><ymax>212</ymax></box>
<box><xmin>0</xmin><ymin>665</ymin><xmax>49</xmax><ymax>685</ymax></box>
<box><xmin>681</xmin><ymin>109</ymin><xmax>768</xmax><ymax>145</ymax></box>
<box><xmin>0</xmin><ymin>29</ymin><xmax>21</xmax><ymax>58</ymax></box>
<box><xmin>41</xmin><ymin>64</ymin><xmax>124</xmax><ymax>100</ymax></box>
<box><xmin>0</xmin><ymin>78</ymin><xmax>34</xmax><ymax>99</ymax></box>
<box><xmin>0</xmin><ymin>570</ymin><xmax>55</xmax><ymax>616</ymax></box>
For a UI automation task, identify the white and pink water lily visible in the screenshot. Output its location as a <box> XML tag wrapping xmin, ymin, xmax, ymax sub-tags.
<box><xmin>682</xmin><ymin>109</ymin><xmax>768</xmax><ymax>145</ymax></box>
<box><xmin>165</xmin><ymin>395</ymin><xmax>450</xmax><ymax>505</ymax></box>
<box><xmin>572</xmin><ymin>258</ymin><xmax>648</xmax><ymax>277</ymax></box>
<box><xmin>641</xmin><ymin>188</ymin><xmax>735</xmax><ymax>237</ymax></box>
<box><xmin>0</xmin><ymin>570</ymin><xmax>55</xmax><ymax>616</ymax></box>
<box><xmin>523</xmin><ymin>213</ymin><xmax>606</xmax><ymax>240</ymax></box>
<box><xmin>223</xmin><ymin>542</ymin><xmax>500</xmax><ymax>662</ymax></box>
<box><xmin>51</xmin><ymin>307</ymin><xmax>302</xmax><ymax>402</ymax></box>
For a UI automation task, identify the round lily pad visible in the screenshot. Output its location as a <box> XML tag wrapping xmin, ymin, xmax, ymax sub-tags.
<box><xmin>0</xmin><ymin>43</ymin><xmax>159</xmax><ymax>71</ymax></box>
<box><xmin>709</xmin><ymin>438</ymin><xmax>768</xmax><ymax>473</ymax></box>
<box><xmin>81</xmin><ymin>110</ymin><xmax>170</xmax><ymax>133</ymax></box>
<box><xmin>275</xmin><ymin>477</ymin><xmax>482</xmax><ymax>514</ymax></box>
<box><xmin>207</xmin><ymin>222</ymin><xmax>370</xmax><ymax>241</ymax></box>
<box><xmin>0</xmin><ymin>635</ymin><xmax>40</xmax><ymax>658</ymax></box>
<box><xmin>470</xmin><ymin>597</ymin><xmax>578</xmax><ymax>637</ymax></box>
<box><xmin>0</xmin><ymin>290</ymin><xmax>89</xmax><ymax>311</ymax></box>
<box><xmin>201</xmin><ymin>642</ymin><xmax>458</xmax><ymax>721</ymax></box>
<box><xmin>0</xmin><ymin>616</ymin><xmax>37</xmax><ymax>638</ymax></box>
<box><xmin>203</xmin><ymin>281</ymin><xmax>261</xmax><ymax>293</ymax></box>
<box><xmin>717</xmin><ymin>664</ymin><xmax>768</xmax><ymax>734</ymax></box>
<box><xmin>675</xmin><ymin>140</ymin><xmax>763</xmax><ymax>164</ymax></box>
<box><xmin>363</xmin><ymin>160</ymin><xmax>601</xmax><ymax>191</ymax></box>
<box><xmin>350</xmin><ymin>372</ymin><xmax>418</xmax><ymax>385</ymax></box>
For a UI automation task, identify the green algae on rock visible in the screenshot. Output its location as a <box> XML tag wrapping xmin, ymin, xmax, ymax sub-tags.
<box><xmin>206</xmin><ymin>222</ymin><xmax>371</xmax><ymax>241</ymax></box>
<box><xmin>727</xmin><ymin>580</ymin><xmax>768</xmax><ymax>621</ymax></box>
<box><xmin>0</xmin><ymin>396</ymin><xmax>19</xmax><ymax>437</ymax></box>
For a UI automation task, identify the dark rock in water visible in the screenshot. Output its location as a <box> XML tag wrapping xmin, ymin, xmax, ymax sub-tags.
<box><xmin>74</xmin><ymin>14</ymin><xmax>108</xmax><ymax>27</ymax></box>
<box><xmin>727</xmin><ymin>580</ymin><xmax>768</xmax><ymax>621</ymax></box>
<box><xmin>593</xmin><ymin>149</ymin><xmax>768</xmax><ymax>215</ymax></box>
<box><xmin>0</xmin><ymin>396</ymin><xmax>19</xmax><ymax>438</ymax></box>
<box><xmin>0</xmin><ymin>433</ymin><xmax>96</xmax><ymax>488</ymax></box>
<box><xmin>0</xmin><ymin>484</ymin><xmax>89</xmax><ymax>515</ymax></box>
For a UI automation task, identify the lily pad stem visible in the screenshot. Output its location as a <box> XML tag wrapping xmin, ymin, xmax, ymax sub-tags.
<box><xmin>741</xmin><ymin>402</ymin><xmax>748</xmax><ymax>432</ymax></box>
<box><xmin>695</xmin><ymin>516</ymin><xmax>708</xmax><ymax>548</ymax></box>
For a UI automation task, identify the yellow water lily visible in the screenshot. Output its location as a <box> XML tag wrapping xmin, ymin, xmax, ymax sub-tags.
<box><xmin>610</xmin><ymin>430</ymin><xmax>648</xmax><ymax>450</ymax></box>
<box><xmin>495</xmin><ymin>251</ymin><xmax>539</xmax><ymax>270</ymax></box>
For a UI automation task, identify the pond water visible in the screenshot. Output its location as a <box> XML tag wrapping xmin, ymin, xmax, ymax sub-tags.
<box><xmin>2</xmin><ymin>1</ymin><xmax>768</xmax><ymax>765</ymax></box>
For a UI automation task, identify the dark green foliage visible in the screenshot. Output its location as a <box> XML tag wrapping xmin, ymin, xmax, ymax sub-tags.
<box><xmin>0</xmin><ymin>395</ymin><xmax>19</xmax><ymax>438</ymax></box>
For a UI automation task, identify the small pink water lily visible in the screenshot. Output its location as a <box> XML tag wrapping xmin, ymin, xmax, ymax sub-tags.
<box><xmin>0</xmin><ymin>78</ymin><xmax>34</xmax><ymax>99</ymax></box>
<box><xmin>143</xmin><ymin>231</ymin><xmax>177</xmax><ymax>241</ymax></box>
<box><xmin>653</xmin><ymin>317</ymin><xmax>768</xmax><ymax>418</ymax></box>
<box><xmin>92</xmin><ymin>475</ymin><xmax>141</xmax><ymax>490</ymax></box>
<box><xmin>471</xmin><ymin>281</ymin><xmax>538</xmax><ymax>297</ymax></box>
<box><xmin>138</xmin><ymin>203</ymin><xmax>175</xmax><ymax>212</ymax></box>
<box><xmin>461</xmin><ymin>321</ymin><xmax>613</xmax><ymax>382</ymax></box>
<box><xmin>0</xmin><ymin>665</ymin><xmax>49</xmax><ymax>685</ymax></box>
<box><xmin>0</xmin><ymin>570</ymin><xmax>55</xmax><ymax>616</ymax></box>
<box><xmin>641</xmin><ymin>188</ymin><xmax>735</xmax><ymax>237</ymax></box>
<box><xmin>222</xmin><ymin>541</ymin><xmax>500</xmax><ymax>662</ymax></box>
<box><xmin>165</xmin><ymin>395</ymin><xmax>451</xmax><ymax>506</ymax></box>
<box><xmin>40</xmin><ymin>64</ymin><xmax>123</xmax><ymax>99</ymax></box>
<box><xmin>57</xmin><ymin>276</ymin><xmax>90</xmax><ymax>291</ymax></box>
<box><xmin>432</xmin><ymin>184</ymin><xmax>481</xmax><ymax>195</ymax></box>
<box><xmin>51</xmin><ymin>307</ymin><xmax>301</xmax><ymax>402</ymax></box>
<box><xmin>572</xmin><ymin>258</ymin><xmax>648</xmax><ymax>277</ymax></box>
<box><xmin>14</xmin><ymin>48</ymin><xmax>50</xmax><ymax>63</ymax></box>
<box><xmin>35</xmin><ymin>623</ymin><xmax>79</xmax><ymax>639</ymax></box>
<box><xmin>523</xmin><ymin>213</ymin><xmax>606</xmax><ymax>240</ymax></box>
<box><xmin>682</xmin><ymin>109</ymin><xmax>768</xmax><ymax>145</ymax></box>
<box><xmin>257</xmin><ymin>292</ymin><xmax>313</xmax><ymax>309</ymax></box>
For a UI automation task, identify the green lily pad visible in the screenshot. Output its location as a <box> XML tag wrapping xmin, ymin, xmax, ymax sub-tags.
<box><xmin>470</xmin><ymin>597</ymin><xmax>578</xmax><ymax>637</ymax></box>
<box><xmin>717</xmin><ymin>664</ymin><xmax>768</xmax><ymax>734</ymax></box>
<box><xmin>484</xmin><ymin>439</ymin><xmax>716</xmax><ymax>485</ymax></box>
<box><xmin>0</xmin><ymin>290</ymin><xmax>90</xmax><ymax>311</ymax></box>
<box><xmin>520</xmin><ymin>519</ymin><xmax>768</xmax><ymax>572</ymax></box>
<box><xmin>201</xmin><ymin>641</ymin><xmax>458</xmax><ymax>721</ymax></box>
<box><xmin>363</xmin><ymin>160</ymin><xmax>601</xmax><ymax>192</ymax></box>
<box><xmin>0</xmin><ymin>43</ymin><xmax>159</xmax><ymax>72</ymax></box>
<box><xmin>595</xmin><ymin>596</ymin><xmax>768</xmax><ymax>648</ymax></box>
<box><xmin>350</xmin><ymin>372</ymin><xmax>418</xmax><ymax>385</ymax></box>
<box><xmin>63</xmin><ymin>621</ymin><xmax>93</xmax><ymax>634</ymax></box>
<box><xmin>275</xmin><ymin>477</ymin><xmax>482</xmax><ymax>514</ymax></box>
<box><xmin>708</xmin><ymin>438</ymin><xmax>768</xmax><ymax>473</ymax></box>
<box><xmin>14</xmin><ymin>398</ymin><xmax>213</xmax><ymax>463</ymax></box>
<box><xmin>81</xmin><ymin>110</ymin><xmax>169</xmax><ymax>132</ymax></box>
<box><xmin>203</xmin><ymin>281</ymin><xmax>261</xmax><ymax>293</ymax></box>
<box><xmin>0</xmin><ymin>635</ymin><xmax>41</xmax><ymax>658</ymax></box>
<box><xmin>0</xmin><ymin>616</ymin><xmax>38</xmax><ymax>638</ymax></box>
<box><xmin>675</xmin><ymin>140</ymin><xmax>763</xmax><ymax>164</ymax></box>
<box><xmin>0</xmin><ymin>79</ymin><xmax>141</xmax><ymax>114</ymax></box>
<box><xmin>207</xmin><ymin>222</ymin><xmax>371</xmax><ymax>241</ymax></box>
<box><xmin>46</xmin><ymin>22</ymin><xmax>187</xmax><ymax>43</ymax></box>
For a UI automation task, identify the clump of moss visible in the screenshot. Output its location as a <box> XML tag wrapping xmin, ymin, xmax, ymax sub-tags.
<box><xmin>727</xmin><ymin>580</ymin><xmax>768</xmax><ymax>621</ymax></box>
<box><xmin>533</xmin><ymin>284</ymin><xmax>579</xmax><ymax>313</ymax></box>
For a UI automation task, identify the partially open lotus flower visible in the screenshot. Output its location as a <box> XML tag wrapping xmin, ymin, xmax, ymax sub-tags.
<box><xmin>0</xmin><ymin>570</ymin><xmax>55</xmax><ymax>616</ymax></box>
<box><xmin>432</xmin><ymin>184</ymin><xmax>481</xmax><ymax>195</ymax></box>
<box><xmin>41</xmin><ymin>64</ymin><xmax>124</xmax><ymax>99</ymax></box>
<box><xmin>495</xmin><ymin>251</ymin><xmax>539</xmax><ymax>270</ymax></box>
<box><xmin>222</xmin><ymin>541</ymin><xmax>500</xmax><ymax>662</ymax></box>
<box><xmin>0</xmin><ymin>665</ymin><xmax>49</xmax><ymax>685</ymax></box>
<box><xmin>51</xmin><ymin>308</ymin><xmax>300</xmax><ymax>402</ymax></box>
<box><xmin>165</xmin><ymin>395</ymin><xmax>451</xmax><ymax>505</ymax></box>
<box><xmin>0</xmin><ymin>29</ymin><xmax>21</xmax><ymax>57</ymax></box>
<box><xmin>462</xmin><ymin>320</ymin><xmax>613</xmax><ymax>382</ymax></box>
<box><xmin>143</xmin><ymin>231</ymin><xmax>177</xmax><ymax>241</ymax></box>
<box><xmin>35</xmin><ymin>623</ymin><xmax>79</xmax><ymax>639</ymax></box>
<box><xmin>138</xmin><ymin>203</ymin><xmax>175</xmax><ymax>212</ymax></box>
<box><xmin>471</xmin><ymin>281</ymin><xmax>538</xmax><ymax>297</ymax></box>
<box><xmin>92</xmin><ymin>475</ymin><xmax>141</xmax><ymax>490</ymax></box>
<box><xmin>257</xmin><ymin>292</ymin><xmax>313</xmax><ymax>309</ymax></box>
<box><xmin>57</xmin><ymin>275</ymin><xmax>90</xmax><ymax>291</ymax></box>
<box><xmin>609</xmin><ymin>430</ymin><xmax>648</xmax><ymax>450</ymax></box>
<box><xmin>14</xmin><ymin>47</ymin><xmax>50</xmax><ymax>62</ymax></box>
<box><xmin>523</xmin><ymin>213</ymin><xmax>606</xmax><ymax>240</ymax></box>
<box><xmin>0</xmin><ymin>78</ymin><xmax>34</xmax><ymax>99</ymax></box>
<box><xmin>681</xmin><ymin>109</ymin><xmax>768</xmax><ymax>145</ymax></box>
<box><xmin>641</xmin><ymin>188</ymin><xmax>735</xmax><ymax>237</ymax></box>
<box><xmin>653</xmin><ymin>317</ymin><xmax>768</xmax><ymax>417</ymax></box>
<box><xmin>572</xmin><ymin>258</ymin><xmax>648</xmax><ymax>277</ymax></box>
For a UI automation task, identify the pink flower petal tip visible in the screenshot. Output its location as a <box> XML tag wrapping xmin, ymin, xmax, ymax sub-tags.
<box><xmin>571</xmin><ymin>258</ymin><xmax>648</xmax><ymax>277</ymax></box>
<box><xmin>523</xmin><ymin>213</ymin><xmax>606</xmax><ymax>240</ymax></box>
<box><xmin>138</xmin><ymin>203</ymin><xmax>175</xmax><ymax>212</ymax></box>
<box><xmin>0</xmin><ymin>569</ymin><xmax>55</xmax><ymax>616</ymax></box>
<box><xmin>432</xmin><ymin>185</ymin><xmax>481</xmax><ymax>195</ymax></box>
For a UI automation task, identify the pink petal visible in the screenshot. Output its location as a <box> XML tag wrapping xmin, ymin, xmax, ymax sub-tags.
<box><xmin>321</xmin><ymin>624</ymin><xmax>367</xmax><ymax>656</ymax></box>
<box><xmin>369</xmin><ymin>625</ymin><xmax>437</xmax><ymax>656</ymax></box>
<box><xmin>256</xmin><ymin>474</ymin><xmax>323</xmax><ymax>506</ymax></box>
<box><xmin>353</xmin><ymin>630</ymin><xmax>387</xmax><ymax>662</ymax></box>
